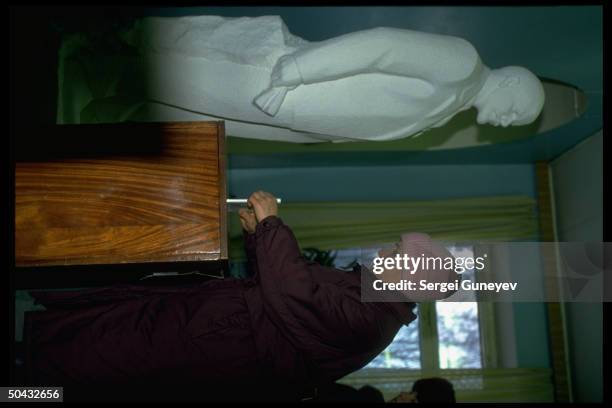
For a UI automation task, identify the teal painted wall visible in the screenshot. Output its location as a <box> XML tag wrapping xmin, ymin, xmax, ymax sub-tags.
<box><xmin>512</xmin><ymin>303</ymin><xmax>551</xmax><ymax>368</ymax></box>
<box><xmin>228</xmin><ymin>164</ymin><xmax>536</xmax><ymax>201</ymax></box>
<box><xmin>551</xmin><ymin>131</ymin><xmax>603</xmax><ymax>402</ymax></box>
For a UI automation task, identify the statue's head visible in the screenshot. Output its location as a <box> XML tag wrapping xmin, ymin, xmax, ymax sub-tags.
<box><xmin>475</xmin><ymin>66</ymin><xmax>545</xmax><ymax>127</ymax></box>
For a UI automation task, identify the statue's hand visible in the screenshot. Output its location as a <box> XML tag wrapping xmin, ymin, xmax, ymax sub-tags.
<box><xmin>270</xmin><ymin>55</ymin><xmax>302</xmax><ymax>87</ymax></box>
<box><xmin>253</xmin><ymin>55</ymin><xmax>301</xmax><ymax>116</ymax></box>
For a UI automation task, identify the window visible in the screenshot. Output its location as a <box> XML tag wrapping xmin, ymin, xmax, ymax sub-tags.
<box><xmin>333</xmin><ymin>244</ymin><xmax>494</xmax><ymax>371</ymax></box>
<box><xmin>437</xmin><ymin>245</ymin><xmax>483</xmax><ymax>369</ymax></box>
<box><xmin>367</xmin><ymin>318</ymin><xmax>421</xmax><ymax>369</ymax></box>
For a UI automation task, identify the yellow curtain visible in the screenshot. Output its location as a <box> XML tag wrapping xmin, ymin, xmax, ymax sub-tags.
<box><xmin>228</xmin><ymin>195</ymin><xmax>538</xmax><ymax>260</ymax></box>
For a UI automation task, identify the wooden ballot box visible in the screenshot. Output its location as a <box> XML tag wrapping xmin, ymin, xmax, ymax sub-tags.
<box><xmin>14</xmin><ymin>122</ymin><xmax>227</xmax><ymax>287</ymax></box>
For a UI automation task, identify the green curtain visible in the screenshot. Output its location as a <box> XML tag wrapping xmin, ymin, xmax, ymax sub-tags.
<box><xmin>338</xmin><ymin>368</ymin><xmax>554</xmax><ymax>402</ymax></box>
<box><xmin>229</xmin><ymin>195</ymin><xmax>538</xmax><ymax>260</ymax></box>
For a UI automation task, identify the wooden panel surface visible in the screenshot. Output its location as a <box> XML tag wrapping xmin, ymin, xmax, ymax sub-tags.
<box><xmin>15</xmin><ymin>122</ymin><xmax>227</xmax><ymax>267</ymax></box>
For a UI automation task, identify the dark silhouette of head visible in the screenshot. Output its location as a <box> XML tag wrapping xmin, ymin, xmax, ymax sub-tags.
<box><xmin>412</xmin><ymin>377</ymin><xmax>456</xmax><ymax>403</ymax></box>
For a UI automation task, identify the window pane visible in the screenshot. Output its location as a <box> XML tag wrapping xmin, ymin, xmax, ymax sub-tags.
<box><xmin>334</xmin><ymin>245</ymin><xmax>421</xmax><ymax>369</ymax></box>
<box><xmin>437</xmin><ymin>246</ymin><xmax>482</xmax><ymax>368</ymax></box>
<box><xmin>365</xmin><ymin>309</ymin><xmax>421</xmax><ymax>369</ymax></box>
<box><xmin>436</xmin><ymin>301</ymin><xmax>482</xmax><ymax>368</ymax></box>
<box><xmin>333</xmin><ymin>246</ymin><xmax>377</xmax><ymax>271</ymax></box>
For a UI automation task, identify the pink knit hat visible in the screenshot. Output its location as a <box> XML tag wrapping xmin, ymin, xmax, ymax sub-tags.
<box><xmin>395</xmin><ymin>233</ymin><xmax>458</xmax><ymax>301</ymax></box>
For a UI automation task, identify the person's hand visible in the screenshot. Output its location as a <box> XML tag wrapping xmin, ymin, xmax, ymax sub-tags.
<box><xmin>238</xmin><ymin>208</ymin><xmax>257</xmax><ymax>234</ymax></box>
<box><xmin>247</xmin><ymin>191</ymin><xmax>278</xmax><ymax>223</ymax></box>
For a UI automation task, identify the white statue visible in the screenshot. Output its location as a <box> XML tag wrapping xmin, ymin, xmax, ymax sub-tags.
<box><xmin>117</xmin><ymin>15</ymin><xmax>545</xmax><ymax>143</ymax></box>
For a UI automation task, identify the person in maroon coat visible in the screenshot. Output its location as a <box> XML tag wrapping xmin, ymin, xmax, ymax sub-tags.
<box><xmin>22</xmin><ymin>191</ymin><xmax>453</xmax><ymax>402</ymax></box>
